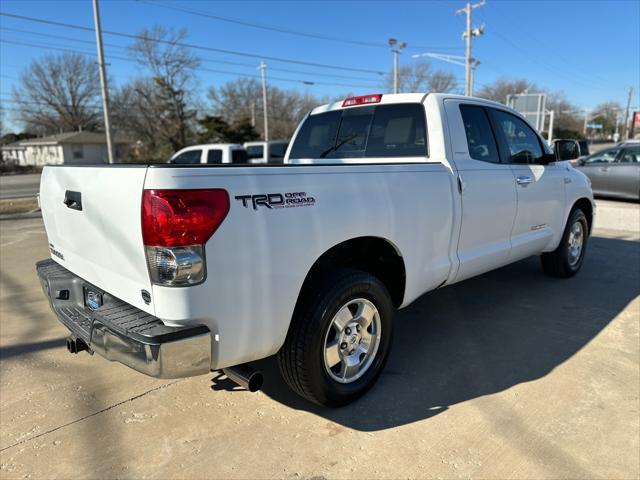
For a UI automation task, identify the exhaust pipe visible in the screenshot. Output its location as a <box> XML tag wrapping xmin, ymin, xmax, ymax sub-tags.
<box><xmin>223</xmin><ymin>364</ymin><xmax>263</xmax><ymax>392</ymax></box>
<box><xmin>66</xmin><ymin>335</ymin><xmax>89</xmax><ymax>354</ymax></box>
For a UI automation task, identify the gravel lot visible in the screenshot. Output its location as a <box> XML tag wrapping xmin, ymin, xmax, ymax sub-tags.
<box><xmin>0</xmin><ymin>199</ymin><xmax>638</xmax><ymax>479</ymax></box>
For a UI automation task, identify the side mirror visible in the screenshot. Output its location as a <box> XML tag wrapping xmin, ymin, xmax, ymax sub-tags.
<box><xmin>554</xmin><ymin>140</ymin><xmax>581</xmax><ymax>161</ymax></box>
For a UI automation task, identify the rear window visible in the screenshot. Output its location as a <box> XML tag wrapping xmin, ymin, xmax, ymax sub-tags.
<box><xmin>288</xmin><ymin>104</ymin><xmax>427</xmax><ymax>160</ymax></box>
<box><xmin>231</xmin><ymin>149</ymin><xmax>249</xmax><ymax>164</ymax></box>
<box><xmin>246</xmin><ymin>145</ymin><xmax>264</xmax><ymax>160</ymax></box>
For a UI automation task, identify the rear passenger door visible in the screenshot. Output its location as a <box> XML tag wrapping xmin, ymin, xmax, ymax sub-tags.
<box><xmin>488</xmin><ymin>108</ymin><xmax>565</xmax><ymax>259</ymax></box>
<box><xmin>445</xmin><ymin>100</ymin><xmax>518</xmax><ymax>282</ymax></box>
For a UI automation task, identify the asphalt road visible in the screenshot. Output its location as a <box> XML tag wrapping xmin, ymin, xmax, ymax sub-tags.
<box><xmin>0</xmin><ymin>174</ymin><xmax>41</xmax><ymax>200</ymax></box>
<box><xmin>0</xmin><ymin>200</ymin><xmax>638</xmax><ymax>479</ymax></box>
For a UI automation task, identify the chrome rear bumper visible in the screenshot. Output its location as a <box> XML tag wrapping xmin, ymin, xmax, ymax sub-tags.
<box><xmin>36</xmin><ymin>259</ymin><xmax>211</xmax><ymax>379</ymax></box>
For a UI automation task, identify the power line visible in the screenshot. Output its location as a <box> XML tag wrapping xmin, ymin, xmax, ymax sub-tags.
<box><xmin>0</xmin><ymin>11</ymin><xmax>386</xmax><ymax>75</ymax></box>
<box><xmin>0</xmin><ymin>38</ymin><xmax>382</xmax><ymax>89</ymax></box>
<box><xmin>138</xmin><ymin>0</ymin><xmax>464</xmax><ymax>52</ymax></box>
<box><xmin>0</xmin><ymin>26</ymin><xmax>383</xmax><ymax>83</ymax></box>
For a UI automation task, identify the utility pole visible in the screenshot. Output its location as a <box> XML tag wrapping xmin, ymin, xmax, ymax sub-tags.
<box><xmin>456</xmin><ymin>1</ymin><xmax>485</xmax><ymax>96</ymax></box>
<box><xmin>259</xmin><ymin>61</ymin><xmax>269</xmax><ymax>142</ymax></box>
<box><xmin>583</xmin><ymin>110</ymin><xmax>590</xmax><ymax>137</ymax></box>
<box><xmin>622</xmin><ymin>86</ymin><xmax>633</xmax><ymax>140</ymax></box>
<box><xmin>250</xmin><ymin>100</ymin><xmax>256</xmax><ymax>128</ymax></box>
<box><xmin>92</xmin><ymin>0</ymin><xmax>114</xmax><ymax>164</ymax></box>
<box><xmin>388</xmin><ymin>38</ymin><xmax>407</xmax><ymax>94</ymax></box>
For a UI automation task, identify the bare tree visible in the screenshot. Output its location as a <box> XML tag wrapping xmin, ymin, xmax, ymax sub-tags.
<box><xmin>208</xmin><ymin>78</ymin><xmax>319</xmax><ymax>140</ymax></box>
<box><xmin>592</xmin><ymin>101</ymin><xmax>623</xmax><ymax>128</ymax></box>
<box><xmin>383</xmin><ymin>61</ymin><xmax>457</xmax><ymax>94</ymax></box>
<box><xmin>12</xmin><ymin>53</ymin><xmax>102</xmax><ymax>134</ymax></box>
<box><xmin>127</xmin><ymin>25</ymin><xmax>200</xmax><ymax>153</ymax></box>
<box><xmin>428</xmin><ymin>71</ymin><xmax>458</xmax><ymax>93</ymax></box>
<box><xmin>476</xmin><ymin>78</ymin><xmax>538</xmax><ymax>104</ymax></box>
<box><xmin>477</xmin><ymin>79</ymin><xmax>588</xmax><ymax>137</ymax></box>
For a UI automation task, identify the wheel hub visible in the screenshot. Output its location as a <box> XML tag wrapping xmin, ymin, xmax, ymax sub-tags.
<box><xmin>567</xmin><ymin>220</ymin><xmax>584</xmax><ymax>267</ymax></box>
<box><xmin>323</xmin><ymin>298</ymin><xmax>382</xmax><ymax>384</ymax></box>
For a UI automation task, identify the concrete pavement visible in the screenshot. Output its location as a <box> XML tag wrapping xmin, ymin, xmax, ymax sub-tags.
<box><xmin>0</xmin><ymin>174</ymin><xmax>41</xmax><ymax>200</ymax></box>
<box><xmin>0</xmin><ymin>200</ymin><xmax>638</xmax><ymax>479</ymax></box>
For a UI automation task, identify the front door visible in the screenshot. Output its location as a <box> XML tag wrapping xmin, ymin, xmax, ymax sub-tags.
<box><xmin>578</xmin><ymin>147</ymin><xmax>620</xmax><ymax>195</ymax></box>
<box><xmin>488</xmin><ymin>108</ymin><xmax>566</xmax><ymax>260</ymax></box>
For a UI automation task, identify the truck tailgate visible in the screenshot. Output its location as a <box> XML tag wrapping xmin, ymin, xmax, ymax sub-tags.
<box><xmin>40</xmin><ymin>166</ymin><xmax>153</xmax><ymax>313</ymax></box>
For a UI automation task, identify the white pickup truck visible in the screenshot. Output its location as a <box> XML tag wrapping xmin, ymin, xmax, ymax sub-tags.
<box><xmin>37</xmin><ymin>93</ymin><xmax>592</xmax><ymax>406</ymax></box>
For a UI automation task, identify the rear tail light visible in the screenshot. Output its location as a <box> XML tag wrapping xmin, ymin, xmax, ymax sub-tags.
<box><xmin>342</xmin><ymin>94</ymin><xmax>382</xmax><ymax>107</ymax></box>
<box><xmin>142</xmin><ymin>189</ymin><xmax>229</xmax><ymax>286</ymax></box>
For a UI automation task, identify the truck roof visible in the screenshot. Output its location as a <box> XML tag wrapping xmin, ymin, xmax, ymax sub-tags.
<box><xmin>310</xmin><ymin>92</ymin><xmax>510</xmax><ymax>116</ymax></box>
<box><xmin>179</xmin><ymin>143</ymin><xmax>245</xmax><ymax>150</ymax></box>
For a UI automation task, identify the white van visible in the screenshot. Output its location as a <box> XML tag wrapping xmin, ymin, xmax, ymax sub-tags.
<box><xmin>169</xmin><ymin>144</ymin><xmax>249</xmax><ymax>164</ymax></box>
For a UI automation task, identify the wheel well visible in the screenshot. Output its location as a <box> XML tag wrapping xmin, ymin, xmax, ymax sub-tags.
<box><xmin>301</xmin><ymin>237</ymin><xmax>406</xmax><ymax>308</ymax></box>
<box><xmin>573</xmin><ymin>198</ymin><xmax>593</xmax><ymax>233</ymax></box>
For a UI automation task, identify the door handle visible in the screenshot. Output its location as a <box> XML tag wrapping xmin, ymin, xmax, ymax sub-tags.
<box><xmin>600</xmin><ymin>166</ymin><xmax>610</xmax><ymax>172</ymax></box>
<box><xmin>516</xmin><ymin>176</ymin><xmax>532</xmax><ymax>186</ymax></box>
<box><xmin>63</xmin><ymin>190</ymin><xmax>82</xmax><ymax>211</ymax></box>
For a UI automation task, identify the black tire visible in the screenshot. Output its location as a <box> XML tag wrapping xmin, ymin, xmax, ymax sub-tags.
<box><xmin>541</xmin><ymin>208</ymin><xmax>589</xmax><ymax>278</ymax></box>
<box><xmin>277</xmin><ymin>269</ymin><xmax>394</xmax><ymax>407</ymax></box>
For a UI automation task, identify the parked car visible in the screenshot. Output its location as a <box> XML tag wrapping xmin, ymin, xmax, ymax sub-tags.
<box><xmin>169</xmin><ymin>144</ymin><xmax>249</xmax><ymax>164</ymax></box>
<box><xmin>575</xmin><ymin>145</ymin><xmax>640</xmax><ymax>200</ymax></box>
<box><xmin>36</xmin><ymin>93</ymin><xmax>591</xmax><ymax>407</ymax></box>
<box><xmin>244</xmin><ymin>140</ymin><xmax>289</xmax><ymax>164</ymax></box>
<box><xmin>616</xmin><ymin>139</ymin><xmax>640</xmax><ymax>148</ymax></box>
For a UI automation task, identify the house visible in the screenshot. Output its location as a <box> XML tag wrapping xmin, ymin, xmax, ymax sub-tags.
<box><xmin>1</xmin><ymin>132</ymin><xmax>131</xmax><ymax>166</ymax></box>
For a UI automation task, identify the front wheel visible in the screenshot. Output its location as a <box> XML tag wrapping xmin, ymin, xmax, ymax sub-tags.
<box><xmin>541</xmin><ymin>208</ymin><xmax>589</xmax><ymax>278</ymax></box>
<box><xmin>277</xmin><ymin>269</ymin><xmax>394</xmax><ymax>407</ymax></box>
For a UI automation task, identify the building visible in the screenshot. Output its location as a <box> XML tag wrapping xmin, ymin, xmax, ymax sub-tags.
<box><xmin>1</xmin><ymin>132</ymin><xmax>131</xmax><ymax>166</ymax></box>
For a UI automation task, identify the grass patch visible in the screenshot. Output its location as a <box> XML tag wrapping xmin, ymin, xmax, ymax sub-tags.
<box><xmin>0</xmin><ymin>197</ymin><xmax>39</xmax><ymax>215</ymax></box>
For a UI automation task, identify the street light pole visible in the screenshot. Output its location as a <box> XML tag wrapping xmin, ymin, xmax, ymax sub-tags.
<box><xmin>388</xmin><ymin>38</ymin><xmax>407</xmax><ymax>94</ymax></box>
<box><xmin>259</xmin><ymin>61</ymin><xmax>269</xmax><ymax>142</ymax></box>
<box><xmin>411</xmin><ymin>52</ymin><xmax>479</xmax><ymax>95</ymax></box>
<box><xmin>622</xmin><ymin>86</ymin><xmax>633</xmax><ymax>140</ymax></box>
<box><xmin>92</xmin><ymin>0</ymin><xmax>114</xmax><ymax>164</ymax></box>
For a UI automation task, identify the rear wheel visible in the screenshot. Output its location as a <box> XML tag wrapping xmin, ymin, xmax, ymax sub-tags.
<box><xmin>541</xmin><ymin>208</ymin><xmax>589</xmax><ymax>278</ymax></box>
<box><xmin>277</xmin><ymin>269</ymin><xmax>394</xmax><ymax>407</ymax></box>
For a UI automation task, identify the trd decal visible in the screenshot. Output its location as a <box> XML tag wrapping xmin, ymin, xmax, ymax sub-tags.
<box><xmin>235</xmin><ymin>192</ymin><xmax>316</xmax><ymax>210</ymax></box>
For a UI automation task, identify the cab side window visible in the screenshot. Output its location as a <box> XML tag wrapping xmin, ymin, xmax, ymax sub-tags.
<box><xmin>171</xmin><ymin>150</ymin><xmax>202</xmax><ymax>164</ymax></box>
<box><xmin>490</xmin><ymin>110</ymin><xmax>543</xmax><ymax>164</ymax></box>
<box><xmin>207</xmin><ymin>149</ymin><xmax>223</xmax><ymax>164</ymax></box>
<box><xmin>583</xmin><ymin>148</ymin><xmax>619</xmax><ymax>164</ymax></box>
<box><xmin>618</xmin><ymin>147</ymin><xmax>639</xmax><ymax>163</ymax></box>
<box><xmin>459</xmin><ymin>105</ymin><xmax>499</xmax><ymax>163</ymax></box>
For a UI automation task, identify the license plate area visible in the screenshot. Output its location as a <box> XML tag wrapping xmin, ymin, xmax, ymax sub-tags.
<box><xmin>83</xmin><ymin>287</ymin><xmax>103</xmax><ymax>311</ymax></box>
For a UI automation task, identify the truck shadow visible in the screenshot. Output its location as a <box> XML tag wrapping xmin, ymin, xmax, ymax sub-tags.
<box><xmin>250</xmin><ymin>234</ymin><xmax>639</xmax><ymax>431</ymax></box>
